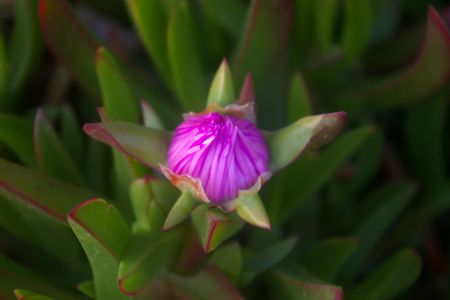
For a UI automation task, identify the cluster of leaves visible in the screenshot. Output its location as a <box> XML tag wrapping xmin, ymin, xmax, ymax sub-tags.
<box><xmin>0</xmin><ymin>0</ymin><xmax>449</xmax><ymax>299</ymax></box>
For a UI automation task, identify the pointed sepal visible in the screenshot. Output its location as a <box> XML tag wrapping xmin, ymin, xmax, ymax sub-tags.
<box><xmin>163</xmin><ymin>191</ymin><xmax>198</xmax><ymax>230</ymax></box>
<box><xmin>191</xmin><ymin>205</ymin><xmax>244</xmax><ymax>253</ymax></box>
<box><xmin>267</xmin><ymin>112</ymin><xmax>346</xmax><ymax>173</ymax></box>
<box><xmin>207</xmin><ymin>59</ymin><xmax>235</xmax><ymax>107</ymax></box>
<box><xmin>224</xmin><ymin>192</ymin><xmax>271</xmax><ymax>230</ymax></box>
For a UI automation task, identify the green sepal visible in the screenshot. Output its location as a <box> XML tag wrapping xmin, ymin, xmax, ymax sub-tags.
<box><xmin>76</xmin><ymin>281</ymin><xmax>95</xmax><ymax>299</ymax></box>
<box><xmin>163</xmin><ymin>191</ymin><xmax>198</xmax><ymax>230</ymax></box>
<box><xmin>191</xmin><ymin>205</ymin><xmax>244</xmax><ymax>253</ymax></box>
<box><xmin>267</xmin><ymin>112</ymin><xmax>346</xmax><ymax>173</ymax></box>
<box><xmin>209</xmin><ymin>242</ymin><xmax>243</xmax><ymax>283</ymax></box>
<box><xmin>228</xmin><ymin>193</ymin><xmax>271</xmax><ymax>230</ymax></box>
<box><xmin>207</xmin><ymin>59</ymin><xmax>235</xmax><ymax>107</ymax></box>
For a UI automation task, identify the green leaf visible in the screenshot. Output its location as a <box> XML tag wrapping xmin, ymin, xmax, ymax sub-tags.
<box><xmin>406</xmin><ymin>91</ymin><xmax>447</xmax><ymax>189</ymax></box>
<box><xmin>96</xmin><ymin>47</ymin><xmax>140</xmax><ymax>123</ymax></box>
<box><xmin>14</xmin><ymin>290</ymin><xmax>53</xmax><ymax>300</ymax></box>
<box><xmin>77</xmin><ymin>281</ymin><xmax>95</xmax><ymax>299</ymax></box>
<box><xmin>302</xmin><ymin>237</ymin><xmax>359</xmax><ymax>282</ymax></box>
<box><xmin>165</xmin><ymin>266</ymin><xmax>244</xmax><ymax>299</ymax></box>
<box><xmin>0</xmin><ymin>113</ymin><xmax>35</xmax><ymax>166</ymax></box>
<box><xmin>198</xmin><ymin>0</ymin><xmax>246</xmax><ymax>38</ymax></box>
<box><xmin>314</xmin><ymin>0</ymin><xmax>339</xmax><ymax>51</ymax></box>
<box><xmin>339</xmin><ymin>183</ymin><xmax>416</xmax><ymax>282</ymax></box>
<box><xmin>275</xmin><ymin>126</ymin><xmax>373</xmax><ymax>223</ymax></box>
<box><xmin>39</xmin><ymin>0</ymin><xmax>100</xmax><ymax>99</ymax></box>
<box><xmin>83</xmin><ymin>121</ymin><xmax>170</xmax><ymax>169</ymax></box>
<box><xmin>68</xmin><ymin>198</ymin><xmax>131</xmax><ymax>300</ymax></box>
<box><xmin>0</xmin><ymin>34</ymin><xmax>7</xmax><ymax>101</ymax></box>
<box><xmin>163</xmin><ymin>191</ymin><xmax>198</xmax><ymax>230</ymax></box>
<box><xmin>0</xmin><ymin>255</ymin><xmax>81</xmax><ymax>300</ymax></box>
<box><xmin>192</xmin><ymin>205</ymin><xmax>244</xmax><ymax>252</ymax></box>
<box><xmin>288</xmin><ymin>73</ymin><xmax>313</xmax><ymax>122</ymax></box>
<box><xmin>141</xmin><ymin>101</ymin><xmax>164</xmax><ymax>130</ymax></box>
<box><xmin>6</xmin><ymin>0</ymin><xmax>43</xmax><ymax>106</ymax></box>
<box><xmin>126</xmin><ymin>0</ymin><xmax>172</xmax><ymax>87</ymax></box>
<box><xmin>168</xmin><ymin>1</ymin><xmax>206</xmax><ymax>111</ymax></box>
<box><xmin>34</xmin><ymin>110</ymin><xmax>86</xmax><ymax>186</ymax></box>
<box><xmin>340</xmin><ymin>0</ymin><xmax>373</xmax><ymax>59</ymax></box>
<box><xmin>118</xmin><ymin>232</ymin><xmax>179</xmax><ymax>295</ymax></box>
<box><xmin>273</xmin><ymin>271</ymin><xmax>343</xmax><ymax>300</ymax></box>
<box><xmin>60</xmin><ymin>106</ymin><xmax>84</xmax><ymax>166</ymax></box>
<box><xmin>244</xmin><ymin>237</ymin><xmax>297</xmax><ymax>277</ymax></box>
<box><xmin>207</xmin><ymin>59</ymin><xmax>235</xmax><ymax>107</ymax></box>
<box><xmin>267</xmin><ymin>112</ymin><xmax>346</xmax><ymax>173</ymax></box>
<box><xmin>209</xmin><ymin>242</ymin><xmax>243</xmax><ymax>283</ymax></box>
<box><xmin>0</xmin><ymin>197</ymin><xmax>37</xmax><ymax>245</ymax></box>
<box><xmin>0</xmin><ymin>159</ymin><xmax>94</xmax><ymax>268</ymax></box>
<box><xmin>347</xmin><ymin>249</ymin><xmax>422</xmax><ymax>300</ymax></box>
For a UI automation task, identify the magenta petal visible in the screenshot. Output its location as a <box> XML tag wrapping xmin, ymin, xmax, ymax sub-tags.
<box><xmin>167</xmin><ymin>112</ymin><xmax>270</xmax><ymax>203</ymax></box>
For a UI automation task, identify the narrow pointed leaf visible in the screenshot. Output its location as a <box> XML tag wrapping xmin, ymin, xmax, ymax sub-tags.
<box><xmin>198</xmin><ymin>0</ymin><xmax>246</xmax><ymax>38</ymax></box>
<box><xmin>168</xmin><ymin>1</ymin><xmax>206</xmax><ymax>111</ymax></box>
<box><xmin>288</xmin><ymin>73</ymin><xmax>312</xmax><ymax>122</ymax></box>
<box><xmin>192</xmin><ymin>205</ymin><xmax>244</xmax><ymax>252</ymax></box>
<box><xmin>339</xmin><ymin>183</ymin><xmax>416</xmax><ymax>282</ymax></box>
<box><xmin>234</xmin><ymin>193</ymin><xmax>271</xmax><ymax>230</ymax></box>
<box><xmin>209</xmin><ymin>242</ymin><xmax>243</xmax><ymax>283</ymax></box>
<box><xmin>163</xmin><ymin>191</ymin><xmax>198</xmax><ymax>230</ymax></box>
<box><xmin>6</xmin><ymin>0</ymin><xmax>43</xmax><ymax>105</ymax></box>
<box><xmin>39</xmin><ymin>0</ymin><xmax>100</xmax><ymax>99</ymax></box>
<box><xmin>0</xmin><ymin>34</ymin><xmax>6</xmax><ymax>101</ymax></box>
<box><xmin>83</xmin><ymin>121</ymin><xmax>170</xmax><ymax>169</ymax></box>
<box><xmin>347</xmin><ymin>249</ymin><xmax>422</xmax><ymax>300</ymax></box>
<box><xmin>126</xmin><ymin>0</ymin><xmax>172</xmax><ymax>87</ymax></box>
<box><xmin>237</xmin><ymin>73</ymin><xmax>255</xmax><ymax>105</ymax></box>
<box><xmin>244</xmin><ymin>237</ymin><xmax>297</xmax><ymax>276</ymax></box>
<box><xmin>68</xmin><ymin>198</ymin><xmax>131</xmax><ymax>300</ymax></box>
<box><xmin>118</xmin><ymin>232</ymin><xmax>179</xmax><ymax>295</ymax></box>
<box><xmin>141</xmin><ymin>100</ymin><xmax>164</xmax><ymax>130</ymax></box>
<box><xmin>96</xmin><ymin>47</ymin><xmax>140</xmax><ymax>123</ymax></box>
<box><xmin>14</xmin><ymin>290</ymin><xmax>53</xmax><ymax>300</ymax></box>
<box><xmin>77</xmin><ymin>281</ymin><xmax>94</xmax><ymax>299</ymax></box>
<box><xmin>267</xmin><ymin>112</ymin><xmax>346</xmax><ymax>173</ymax></box>
<box><xmin>314</xmin><ymin>0</ymin><xmax>339</xmax><ymax>51</ymax></box>
<box><xmin>0</xmin><ymin>114</ymin><xmax>35</xmax><ymax>166</ymax></box>
<box><xmin>207</xmin><ymin>59</ymin><xmax>235</xmax><ymax>107</ymax></box>
<box><xmin>302</xmin><ymin>237</ymin><xmax>359</xmax><ymax>282</ymax></box>
<box><xmin>34</xmin><ymin>110</ymin><xmax>86</xmax><ymax>186</ymax></box>
<box><xmin>274</xmin><ymin>272</ymin><xmax>343</xmax><ymax>300</ymax></box>
<box><xmin>60</xmin><ymin>106</ymin><xmax>84</xmax><ymax>166</ymax></box>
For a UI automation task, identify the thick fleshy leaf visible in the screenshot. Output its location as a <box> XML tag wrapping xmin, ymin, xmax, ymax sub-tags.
<box><xmin>0</xmin><ymin>255</ymin><xmax>81</xmax><ymax>300</ymax></box>
<box><xmin>96</xmin><ymin>47</ymin><xmax>140</xmax><ymax>123</ymax></box>
<box><xmin>207</xmin><ymin>59</ymin><xmax>235</xmax><ymax>107</ymax></box>
<box><xmin>14</xmin><ymin>290</ymin><xmax>53</xmax><ymax>300</ymax></box>
<box><xmin>67</xmin><ymin>198</ymin><xmax>131</xmax><ymax>300</ymax></box>
<box><xmin>0</xmin><ymin>114</ymin><xmax>35</xmax><ymax>166</ymax></box>
<box><xmin>198</xmin><ymin>0</ymin><xmax>246</xmax><ymax>38</ymax></box>
<box><xmin>244</xmin><ymin>237</ymin><xmax>297</xmax><ymax>277</ymax></box>
<box><xmin>237</xmin><ymin>73</ymin><xmax>255</xmax><ymax>105</ymax></box>
<box><xmin>233</xmin><ymin>0</ymin><xmax>294</xmax><ymax>85</ymax></box>
<box><xmin>313</xmin><ymin>0</ymin><xmax>339</xmax><ymax>51</ymax></box>
<box><xmin>406</xmin><ymin>91</ymin><xmax>447</xmax><ymax>189</ymax></box>
<box><xmin>126</xmin><ymin>0</ymin><xmax>172</xmax><ymax>87</ymax></box>
<box><xmin>0</xmin><ymin>159</ymin><xmax>94</xmax><ymax>268</ymax></box>
<box><xmin>273</xmin><ymin>126</ymin><xmax>373</xmax><ymax>223</ymax></box>
<box><xmin>347</xmin><ymin>249</ymin><xmax>421</xmax><ymax>300</ymax></box>
<box><xmin>165</xmin><ymin>266</ymin><xmax>244</xmax><ymax>299</ymax></box>
<box><xmin>302</xmin><ymin>237</ymin><xmax>359</xmax><ymax>282</ymax></box>
<box><xmin>0</xmin><ymin>34</ymin><xmax>6</xmax><ymax>100</ymax></box>
<box><xmin>340</xmin><ymin>0</ymin><xmax>373</xmax><ymax>59</ymax></box>
<box><xmin>209</xmin><ymin>242</ymin><xmax>243</xmax><ymax>283</ymax></box>
<box><xmin>77</xmin><ymin>281</ymin><xmax>94</xmax><ymax>299</ymax></box>
<box><xmin>191</xmin><ymin>205</ymin><xmax>244</xmax><ymax>252</ymax></box>
<box><xmin>34</xmin><ymin>110</ymin><xmax>86</xmax><ymax>186</ymax></box>
<box><xmin>118</xmin><ymin>232</ymin><xmax>179</xmax><ymax>295</ymax></box>
<box><xmin>288</xmin><ymin>73</ymin><xmax>312</xmax><ymax>123</ymax></box>
<box><xmin>5</xmin><ymin>0</ymin><xmax>43</xmax><ymax>106</ymax></box>
<box><xmin>267</xmin><ymin>112</ymin><xmax>346</xmax><ymax>173</ymax></box>
<box><xmin>60</xmin><ymin>106</ymin><xmax>84</xmax><ymax>166</ymax></box>
<box><xmin>167</xmin><ymin>1</ymin><xmax>206</xmax><ymax>111</ymax></box>
<box><xmin>273</xmin><ymin>271</ymin><xmax>343</xmax><ymax>300</ymax></box>
<box><xmin>39</xmin><ymin>0</ymin><xmax>100</xmax><ymax>99</ymax></box>
<box><xmin>83</xmin><ymin>121</ymin><xmax>169</xmax><ymax>169</ymax></box>
<box><xmin>0</xmin><ymin>197</ymin><xmax>37</xmax><ymax>245</ymax></box>
<box><xmin>163</xmin><ymin>191</ymin><xmax>198</xmax><ymax>230</ymax></box>
<box><xmin>339</xmin><ymin>183</ymin><xmax>416</xmax><ymax>282</ymax></box>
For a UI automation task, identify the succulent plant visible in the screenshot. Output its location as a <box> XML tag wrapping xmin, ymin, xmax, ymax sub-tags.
<box><xmin>0</xmin><ymin>0</ymin><xmax>449</xmax><ymax>299</ymax></box>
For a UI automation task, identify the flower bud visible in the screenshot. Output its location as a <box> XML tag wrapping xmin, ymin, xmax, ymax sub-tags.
<box><xmin>167</xmin><ymin>112</ymin><xmax>270</xmax><ymax>203</ymax></box>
